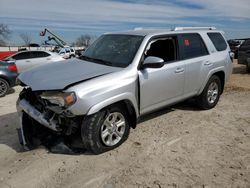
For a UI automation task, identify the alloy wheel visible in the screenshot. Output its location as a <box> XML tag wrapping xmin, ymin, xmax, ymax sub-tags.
<box><xmin>100</xmin><ymin>112</ymin><xmax>126</xmax><ymax>147</ymax></box>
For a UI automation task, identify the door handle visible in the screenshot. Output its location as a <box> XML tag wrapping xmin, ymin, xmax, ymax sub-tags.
<box><xmin>25</xmin><ymin>60</ymin><xmax>30</xmax><ymax>62</ymax></box>
<box><xmin>46</xmin><ymin>58</ymin><xmax>51</xmax><ymax>60</ymax></box>
<box><xmin>204</xmin><ymin>61</ymin><xmax>212</xmax><ymax>66</ymax></box>
<box><xmin>175</xmin><ymin>67</ymin><xmax>184</xmax><ymax>73</ymax></box>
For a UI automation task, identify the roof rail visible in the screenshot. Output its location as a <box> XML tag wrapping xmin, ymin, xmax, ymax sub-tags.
<box><xmin>173</xmin><ymin>27</ymin><xmax>216</xmax><ymax>31</ymax></box>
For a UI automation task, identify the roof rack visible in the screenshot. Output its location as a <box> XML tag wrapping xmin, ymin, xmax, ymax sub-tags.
<box><xmin>173</xmin><ymin>27</ymin><xmax>216</xmax><ymax>31</ymax></box>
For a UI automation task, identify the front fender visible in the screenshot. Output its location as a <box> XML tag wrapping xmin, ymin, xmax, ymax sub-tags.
<box><xmin>87</xmin><ymin>92</ymin><xmax>139</xmax><ymax>117</ymax></box>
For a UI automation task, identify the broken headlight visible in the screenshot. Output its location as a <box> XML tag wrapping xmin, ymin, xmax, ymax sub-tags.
<box><xmin>40</xmin><ymin>92</ymin><xmax>76</xmax><ymax>107</ymax></box>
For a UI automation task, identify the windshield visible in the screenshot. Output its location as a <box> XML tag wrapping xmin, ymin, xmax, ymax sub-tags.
<box><xmin>81</xmin><ymin>34</ymin><xmax>144</xmax><ymax>67</ymax></box>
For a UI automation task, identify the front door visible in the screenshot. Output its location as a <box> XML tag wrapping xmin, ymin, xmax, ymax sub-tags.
<box><xmin>138</xmin><ymin>36</ymin><xmax>185</xmax><ymax>114</ymax></box>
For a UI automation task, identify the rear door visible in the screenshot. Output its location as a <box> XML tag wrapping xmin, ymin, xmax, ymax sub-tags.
<box><xmin>179</xmin><ymin>33</ymin><xmax>210</xmax><ymax>97</ymax></box>
<box><xmin>11</xmin><ymin>51</ymin><xmax>32</xmax><ymax>72</ymax></box>
<box><xmin>29</xmin><ymin>51</ymin><xmax>51</xmax><ymax>69</ymax></box>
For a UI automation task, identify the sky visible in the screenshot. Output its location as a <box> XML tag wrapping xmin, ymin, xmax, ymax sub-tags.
<box><xmin>0</xmin><ymin>0</ymin><xmax>250</xmax><ymax>45</ymax></box>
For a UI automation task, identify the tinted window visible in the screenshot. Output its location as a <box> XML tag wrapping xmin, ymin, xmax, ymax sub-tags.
<box><xmin>65</xmin><ymin>49</ymin><xmax>70</xmax><ymax>53</ymax></box>
<box><xmin>182</xmin><ymin>34</ymin><xmax>208</xmax><ymax>59</ymax></box>
<box><xmin>207</xmin><ymin>33</ymin><xmax>227</xmax><ymax>51</ymax></box>
<box><xmin>31</xmin><ymin>51</ymin><xmax>50</xmax><ymax>58</ymax></box>
<box><xmin>12</xmin><ymin>52</ymin><xmax>31</xmax><ymax>60</ymax></box>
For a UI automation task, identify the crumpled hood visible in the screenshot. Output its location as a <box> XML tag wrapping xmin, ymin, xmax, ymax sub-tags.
<box><xmin>18</xmin><ymin>58</ymin><xmax>122</xmax><ymax>91</ymax></box>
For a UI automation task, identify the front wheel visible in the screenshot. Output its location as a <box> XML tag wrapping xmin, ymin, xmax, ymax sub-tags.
<box><xmin>197</xmin><ymin>75</ymin><xmax>222</xmax><ymax>110</ymax></box>
<box><xmin>81</xmin><ymin>105</ymin><xmax>130</xmax><ymax>154</ymax></box>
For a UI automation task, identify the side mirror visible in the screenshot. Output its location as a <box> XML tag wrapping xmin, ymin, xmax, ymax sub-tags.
<box><xmin>142</xmin><ymin>56</ymin><xmax>164</xmax><ymax>69</ymax></box>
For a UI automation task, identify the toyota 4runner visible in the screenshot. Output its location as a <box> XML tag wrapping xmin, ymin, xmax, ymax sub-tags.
<box><xmin>16</xmin><ymin>27</ymin><xmax>233</xmax><ymax>154</ymax></box>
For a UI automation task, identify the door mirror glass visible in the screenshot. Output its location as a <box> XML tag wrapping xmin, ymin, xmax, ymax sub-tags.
<box><xmin>142</xmin><ymin>56</ymin><xmax>164</xmax><ymax>69</ymax></box>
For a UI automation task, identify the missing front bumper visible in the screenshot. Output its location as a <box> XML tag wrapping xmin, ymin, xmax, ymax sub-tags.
<box><xmin>16</xmin><ymin>99</ymin><xmax>85</xmax><ymax>154</ymax></box>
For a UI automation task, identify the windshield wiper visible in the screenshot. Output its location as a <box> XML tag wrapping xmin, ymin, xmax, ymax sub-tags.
<box><xmin>79</xmin><ymin>55</ymin><xmax>113</xmax><ymax>66</ymax></box>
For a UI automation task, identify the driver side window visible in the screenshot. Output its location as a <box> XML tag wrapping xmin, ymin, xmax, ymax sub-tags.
<box><xmin>145</xmin><ymin>37</ymin><xmax>178</xmax><ymax>63</ymax></box>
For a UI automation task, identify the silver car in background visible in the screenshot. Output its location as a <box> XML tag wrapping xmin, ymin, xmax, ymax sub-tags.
<box><xmin>16</xmin><ymin>27</ymin><xmax>233</xmax><ymax>154</ymax></box>
<box><xmin>4</xmin><ymin>50</ymin><xmax>65</xmax><ymax>73</ymax></box>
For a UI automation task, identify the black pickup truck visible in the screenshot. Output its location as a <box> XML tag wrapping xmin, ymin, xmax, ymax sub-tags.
<box><xmin>238</xmin><ymin>38</ymin><xmax>250</xmax><ymax>73</ymax></box>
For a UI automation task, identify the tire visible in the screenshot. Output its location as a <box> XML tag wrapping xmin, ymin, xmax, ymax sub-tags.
<box><xmin>197</xmin><ymin>75</ymin><xmax>222</xmax><ymax>110</ymax></box>
<box><xmin>81</xmin><ymin>105</ymin><xmax>130</xmax><ymax>154</ymax></box>
<box><xmin>0</xmin><ymin>78</ymin><xmax>10</xmax><ymax>97</ymax></box>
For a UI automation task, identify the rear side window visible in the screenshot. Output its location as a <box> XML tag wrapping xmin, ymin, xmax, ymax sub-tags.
<box><xmin>181</xmin><ymin>33</ymin><xmax>208</xmax><ymax>59</ymax></box>
<box><xmin>31</xmin><ymin>51</ymin><xmax>50</xmax><ymax>58</ymax></box>
<box><xmin>12</xmin><ymin>52</ymin><xmax>31</xmax><ymax>60</ymax></box>
<box><xmin>207</xmin><ymin>33</ymin><xmax>227</xmax><ymax>51</ymax></box>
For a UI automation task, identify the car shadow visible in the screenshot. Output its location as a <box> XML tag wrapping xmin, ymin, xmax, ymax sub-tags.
<box><xmin>138</xmin><ymin>98</ymin><xmax>201</xmax><ymax>124</ymax></box>
<box><xmin>0</xmin><ymin>99</ymin><xmax>201</xmax><ymax>155</ymax></box>
<box><xmin>7</xmin><ymin>88</ymin><xmax>16</xmax><ymax>95</ymax></box>
<box><xmin>233</xmin><ymin>65</ymin><xmax>248</xmax><ymax>74</ymax></box>
<box><xmin>0</xmin><ymin>112</ymin><xmax>24</xmax><ymax>152</ymax></box>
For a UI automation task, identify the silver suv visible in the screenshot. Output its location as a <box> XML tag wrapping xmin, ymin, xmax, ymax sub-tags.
<box><xmin>17</xmin><ymin>27</ymin><xmax>233</xmax><ymax>154</ymax></box>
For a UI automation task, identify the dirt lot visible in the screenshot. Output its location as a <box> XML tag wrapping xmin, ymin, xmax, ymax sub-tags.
<box><xmin>0</xmin><ymin>61</ymin><xmax>249</xmax><ymax>188</ymax></box>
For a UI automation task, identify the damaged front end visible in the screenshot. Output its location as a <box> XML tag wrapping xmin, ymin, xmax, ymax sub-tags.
<box><xmin>17</xmin><ymin>88</ymin><xmax>85</xmax><ymax>154</ymax></box>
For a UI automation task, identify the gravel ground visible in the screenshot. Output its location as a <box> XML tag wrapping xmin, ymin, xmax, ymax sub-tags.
<box><xmin>0</xmin><ymin>61</ymin><xmax>249</xmax><ymax>188</ymax></box>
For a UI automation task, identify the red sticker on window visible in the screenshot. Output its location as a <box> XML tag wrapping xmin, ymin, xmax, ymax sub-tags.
<box><xmin>184</xmin><ymin>39</ymin><xmax>190</xmax><ymax>46</ymax></box>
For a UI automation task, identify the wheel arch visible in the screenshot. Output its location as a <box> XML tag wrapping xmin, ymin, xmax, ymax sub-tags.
<box><xmin>87</xmin><ymin>95</ymin><xmax>139</xmax><ymax>129</ymax></box>
<box><xmin>212</xmin><ymin>71</ymin><xmax>225</xmax><ymax>94</ymax></box>
<box><xmin>198</xmin><ymin>68</ymin><xmax>225</xmax><ymax>95</ymax></box>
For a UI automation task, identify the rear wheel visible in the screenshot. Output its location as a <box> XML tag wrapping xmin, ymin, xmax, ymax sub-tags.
<box><xmin>81</xmin><ymin>105</ymin><xmax>130</xmax><ymax>154</ymax></box>
<box><xmin>0</xmin><ymin>78</ymin><xmax>9</xmax><ymax>97</ymax></box>
<box><xmin>197</xmin><ymin>75</ymin><xmax>222</xmax><ymax>110</ymax></box>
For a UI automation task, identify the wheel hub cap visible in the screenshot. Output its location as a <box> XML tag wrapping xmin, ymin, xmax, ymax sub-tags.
<box><xmin>100</xmin><ymin>112</ymin><xmax>126</xmax><ymax>147</ymax></box>
<box><xmin>0</xmin><ymin>81</ymin><xmax>7</xmax><ymax>94</ymax></box>
<box><xmin>207</xmin><ymin>82</ymin><xmax>218</xmax><ymax>104</ymax></box>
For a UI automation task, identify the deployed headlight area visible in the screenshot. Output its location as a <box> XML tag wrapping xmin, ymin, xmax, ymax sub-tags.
<box><xmin>40</xmin><ymin>91</ymin><xmax>76</xmax><ymax>108</ymax></box>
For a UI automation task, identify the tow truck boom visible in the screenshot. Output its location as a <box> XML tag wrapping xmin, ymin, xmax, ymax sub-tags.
<box><xmin>40</xmin><ymin>28</ymin><xmax>67</xmax><ymax>48</ymax></box>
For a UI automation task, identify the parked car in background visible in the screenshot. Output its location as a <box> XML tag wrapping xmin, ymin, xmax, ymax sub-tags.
<box><xmin>0</xmin><ymin>60</ymin><xmax>18</xmax><ymax>97</ymax></box>
<box><xmin>28</xmin><ymin>43</ymin><xmax>40</xmax><ymax>47</ymax></box>
<box><xmin>228</xmin><ymin>39</ymin><xmax>244</xmax><ymax>59</ymax></box>
<box><xmin>3</xmin><ymin>50</ymin><xmax>65</xmax><ymax>73</ymax></box>
<box><xmin>57</xmin><ymin>47</ymin><xmax>75</xmax><ymax>59</ymax></box>
<box><xmin>238</xmin><ymin>38</ymin><xmax>250</xmax><ymax>72</ymax></box>
<box><xmin>17</xmin><ymin>27</ymin><xmax>233</xmax><ymax>154</ymax></box>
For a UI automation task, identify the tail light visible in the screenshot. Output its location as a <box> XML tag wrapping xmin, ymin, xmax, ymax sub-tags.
<box><xmin>8</xmin><ymin>64</ymin><xmax>18</xmax><ymax>73</ymax></box>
